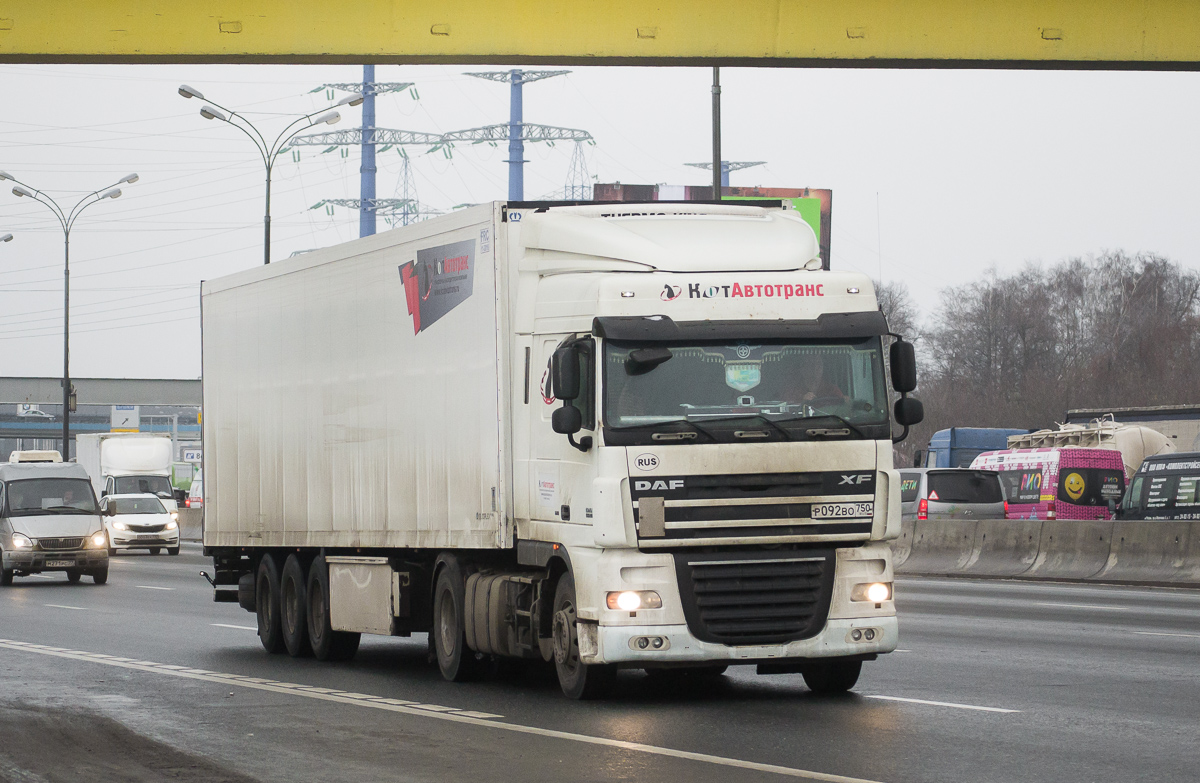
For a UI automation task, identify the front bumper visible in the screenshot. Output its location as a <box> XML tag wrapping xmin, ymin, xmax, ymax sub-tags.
<box><xmin>110</xmin><ymin>531</ymin><xmax>179</xmax><ymax>549</ymax></box>
<box><xmin>591</xmin><ymin>615</ymin><xmax>897</xmax><ymax>665</ymax></box>
<box><xmin>3</xmin><ymin>548</ymin><xmax>108</xmax><ymax>573</ymax></box>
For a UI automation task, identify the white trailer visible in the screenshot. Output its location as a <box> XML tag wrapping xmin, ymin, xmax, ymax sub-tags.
<box><xmin>202</xmin><ymin>201</ymin><xmax>923</xmax><ymax>698</ymax></box>
<box><xmin>75</xmin><ymin>433</ymin><xmax>178</xmax><ymax>510</ymax></box>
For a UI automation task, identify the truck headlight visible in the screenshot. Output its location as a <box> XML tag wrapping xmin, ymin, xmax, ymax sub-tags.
<box><xmin>606</xmin><ymin>590</ymin><xmax>662</xmax><ymax>611</ymax></box>
<box><xmin>11</xmin><ymin>533</ymin><xmax>32</xmax><ymax>549</ymax></box>
<box><xmin>851</xmin><ymin>582</ymin><xmax>892</xmax><ymax>602</ymax></box>
<box><xmin>90</xmin><ymin>531</ymin><xmax>107</xmax><ymax>548</ymax></box>
<box><xmin>166</xmin><ymin>520</ymin><xmax>178</xmax><ymax>530</ymax></box>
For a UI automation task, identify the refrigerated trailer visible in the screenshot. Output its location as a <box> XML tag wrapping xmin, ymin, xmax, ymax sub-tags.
<box><xmin>202</xmin><ymin>201</ymin><xmax>923</xmax><ymax>698</ymax></box>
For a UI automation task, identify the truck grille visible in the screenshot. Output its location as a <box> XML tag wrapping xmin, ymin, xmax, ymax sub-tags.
<box><xmin>673</xmin><ymin>549</ymin><xmax>835</xmax><ymax>645</ymax></box>
<box><xmin>632</xmin><ymin>472</ymin><xmax>874</xmax><ymax>547</ymax></box>
<box><xmin>37</xmin><ymin>537</ymin><xmax>84</xmax><ymax>550</ymax></box>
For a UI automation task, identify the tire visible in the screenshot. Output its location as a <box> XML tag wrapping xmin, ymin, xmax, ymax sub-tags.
<box><xmin>552</xmin><ymin>573</ymin><xmax>615</xmax><ymax>700</ymax></box>
<box><xmin>149</xmin><ymin>547</ymin><xmax>162</xmax><ymax>555</ymax></box>
<box><xmin>280</xmin><ymin>554</ymin><xmax>312</xmax><ymax>658</ymax></box>
<box><xmin>167</xmin><ymin>546</ymin><xmax>180</xmax><ymax>556</ymax></box>
<box><xmin>256</xmin><ymin>553</ymin><xmax>286</xmax><ymax>654</ymax></box>
<box><xmin>66</xmin><ymin>569</ymin><xmax>82</xmax><ymax>584</ymax></box>
<box><xmin>802</xmin><ymin>660</ymin><xmax>862</xmax><ymax>694</ymax></box>
<box><xmin>306</xmin><ymin>555</ymin><xmax>360</xmax><ymax>662</ymax></box>
<box><xmin>91</xmin><ymin>567</ymin><xmax>109</xmax><ymax>585</ymax></box>
<box><xmin>432</xmin><ymin>557</ymin><xmax>482</xmax><ymax>682</ymax></box>
<box><xmin>0</xmin><ymin>568</ymin><xmax>12</xmax><ymax>586</ymax></box>
<box><xmin>107</xmin><ymin>547</ymin><xmax>116</xmax><ymax>556</ymax></box>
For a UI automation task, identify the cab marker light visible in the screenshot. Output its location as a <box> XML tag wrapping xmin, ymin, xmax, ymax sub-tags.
<box><xmin>620</xmin><ymin>291</ymin><xmax>635</xmax><ymax>298</ymax></box>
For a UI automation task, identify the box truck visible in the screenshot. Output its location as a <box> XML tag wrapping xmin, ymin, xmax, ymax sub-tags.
<box><xmin>76</xmin><ymin>433</ymin><xmax>178</xmax><ymax>511</ymax></box>
<box><xmin>202</xmin><ymin>201</ymin><xmax>923</xmax><ymax>699</ymax></box>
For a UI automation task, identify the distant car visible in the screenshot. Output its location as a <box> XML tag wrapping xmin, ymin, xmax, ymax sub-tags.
<box><xmin>899</xmin><ymin>468</ymin><xmax>1006</xmax><ymax>522</ymax></box>
<box><xmin>15</xmin><ymin>407</ymin><xmax>52</xmax><ymax>419</ymax></box>
<box><xmin>186</xmin><ymin>470</ymin><xmax>202</xmax><ymax>509</ymax></box>
<box><xmin>100</xmin><ymin>493</ymin><xmax>180</xmax><ymax>555</ymax></box>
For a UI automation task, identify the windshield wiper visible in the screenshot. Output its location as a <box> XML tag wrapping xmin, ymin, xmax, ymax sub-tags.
<box><xmin>777</xmin><ymin>413</ymin><xmax>866</xmax><ymax>439</ymax></box>
<box><xmin>608</xmin><ymin>418</ymin><xmax>704</xmax><ymax>441</ymax></box>
<box><xmin>18</xmin><ymin>505</ymin><xmax>96</xmax><ymax>515</ymax></box>
<box><xmin>686</xmin><ymin>414</ymin><xmax>792</xmax><ymax>442</ymax></box>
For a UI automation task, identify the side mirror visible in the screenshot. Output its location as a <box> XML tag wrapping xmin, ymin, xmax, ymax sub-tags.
<box><xmin>890</xmin><ymin>340</ymin><xmax>918</xmax><ymax>394</ymax></box>
<box><xmin>551</xmin><ymin>346</ymin><xmax>579</xmax><ymax>401</ymax></box>
<box><xmin>103</xmin><ymin>504</ymin><xmax>115</xmax><ymax>517</ymax></box>
<box><xmin>894</xmin><ymin>397</ymin><xmax>924</xmax><ymax>427</ymax></box>
<box><xmin>552</xmin><ymin>405</ymin><xmax>582</xmax><ymax>435</ymax></box>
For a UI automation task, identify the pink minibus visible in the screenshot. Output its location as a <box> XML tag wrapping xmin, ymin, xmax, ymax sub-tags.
<box><xmin>970</xmin><ymin>447</ymin><xmax>1126</xmax><ymax>520</ymax></box>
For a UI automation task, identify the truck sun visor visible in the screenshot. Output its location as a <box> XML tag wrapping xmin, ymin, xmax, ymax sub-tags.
<box><xmin>591</xmin><ymin>311</ymin><xmax>889</xmax><ymax>342</ymax></box>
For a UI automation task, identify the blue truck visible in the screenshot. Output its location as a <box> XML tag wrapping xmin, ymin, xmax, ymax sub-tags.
<box><xmin>918</xmin><ymin>428</ymin><xmax>1033</xmax><ymax>468</ymax></box>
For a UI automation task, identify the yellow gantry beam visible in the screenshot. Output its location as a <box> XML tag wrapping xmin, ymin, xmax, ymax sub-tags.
<box><xmin>3</xmin><ymin>1</ymin><xmax>1200</xmax><ymax>68</ymax></box>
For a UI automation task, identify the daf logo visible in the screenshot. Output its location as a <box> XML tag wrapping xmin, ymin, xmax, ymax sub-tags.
<box><xmin>634</xmin><ymin>479</ymin><xmax>684</xmax><ymax>492</ymax></box>
<box><xmin>839</xmin><ymin>473</ymin><xmax>874</xmax><ymax>485</ymax></box>
<box><xmin>736</xmin><ymin>343</ymin><xmax>751</xmax><ymax>359</ymax></box>
<box><xmin>634</xmin><ymin>453</ymin><xmax>660</xmax><ymax>471</ymax></box>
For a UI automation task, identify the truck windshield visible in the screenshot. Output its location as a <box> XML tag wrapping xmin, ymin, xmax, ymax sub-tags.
<box><xmin>113</xmin><ymin>475</ymin><xmax>174</xmax><ymax>498</ymax></box>
<box><xmin>5</xmin><ymin>478</ymin><xmax>99</xmax><ymax>516</ymax></box>
<box><xmin>603</xmin><ymin>337</ymin><xmax>890</xmax><ymax>443</ymax></box>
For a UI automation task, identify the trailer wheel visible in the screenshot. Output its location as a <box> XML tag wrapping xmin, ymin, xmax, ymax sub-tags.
<box><xmin>281</xmin><ymin>554</ymin><xmax>312</xmax><ymax>658</ymax></box>
<box><xmin>432</xmin><ymin>558</ymin><xmax>482</xmax><ymax>682</ymax></box>
<box><xmin>801</xmin><ymin>660</ymin><xmax>862</xmax><ymax>694</ymax></box>
<box><xmin>256</xmin><ymin>553</ymin><xmax>286</xmax><ymax>654</ymax></box>
<box><xmin>306</xmin><ymin>555</ymin><xmax>360</xmax><ymax>662</ymax></box>
<box><xmin>552</xmin><ymin>573</ymin><xmax>615</xmax><ymax>700</ymax></box>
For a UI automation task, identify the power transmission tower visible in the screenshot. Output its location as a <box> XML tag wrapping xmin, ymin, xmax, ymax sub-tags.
<box><xmin>685</xmin><ymin>160</ymin><xmax>766</xmax><ymax>190</ymax></box>
<box><xmin>565</xmin><ymin>141</ymin><xmax>594</xmax><ymax>200</ymax></box>
<box><xmin>312</xmin><ymin>68</ymin><xmax>415</xmax><ymax>237</ymax></box>
<box><xmin>463</xmin><ymin>69</ymin><xmax>580</xmax><ymax>200</ymax></box>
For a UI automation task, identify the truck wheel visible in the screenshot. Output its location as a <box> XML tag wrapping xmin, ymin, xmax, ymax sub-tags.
<box><xmin>256</xmin><ymin>554</ymin><xmax>286</xmax><ymax>654</ymax></box>
<box><xmin>552</xmin><ymin>573</ymin><xmax>615</xmax><ymax>700</ymax></box>
<box><xmin>802</xmin><ymin>660</ymin><xmax>862</xmax><ymax>694</ymax></box>
<box><xmin>0</xmin><ymin>568</ymin><xmax>12</xmax><ymax>586</ymax></box>
<box><xmin>306</xmin><ymin>555</ymin><xmax>360</xmax><ymax>662</ymax></box>
<box><xmin>66</xmin><ymin>569</ymin><xmax>82</xmax><ymax>584</ymax></box>
<box><xmin>432</xmin><ymin>558</ymin><xmax>482</xmax><ymax>682</ymax></box>
<box><xmin>91</xmin><ymin>567</ymin><xmax>109</xmax><ymax>585</ymax></box>
<box><xmin>280</xmin><ymin>554</ymin><xmax>312</xmax><ymax>658</ymax></box>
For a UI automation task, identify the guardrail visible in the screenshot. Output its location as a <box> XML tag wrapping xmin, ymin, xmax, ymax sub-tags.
<box><xmin>176</xmin><ymin>508</ymin><xmax>203</xmax><ymax>542</ymax></box>
<box><xmin>893</xmin><ymin>518</ymin><xmax>1200</xmax><ymax>586</ymax></box>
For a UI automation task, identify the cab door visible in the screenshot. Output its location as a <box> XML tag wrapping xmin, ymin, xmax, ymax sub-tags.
<box><xmin>528</xmin><ymin>334</ymin><xmax>598</xmax><ymax>526</ymax></box>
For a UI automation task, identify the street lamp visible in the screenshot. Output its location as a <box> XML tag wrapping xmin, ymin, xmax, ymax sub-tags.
<box><xmin>0</xmin><ymin>170</ymin><xmax>138</xmax><ymax>459</ymax></box>
<box><xmin>179</xmin><ymin>85</ymin><xmax>364</xmax><ymax>264</ymax></box>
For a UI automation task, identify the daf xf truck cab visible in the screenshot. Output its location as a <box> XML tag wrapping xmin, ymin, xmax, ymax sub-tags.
<box><xmin>202</xmin><ymin>201</ymin><xmax>922</xmax><ymax>698</ymax></box>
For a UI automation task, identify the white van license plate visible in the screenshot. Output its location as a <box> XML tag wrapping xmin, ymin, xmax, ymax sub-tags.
<box><xmin>46</xmin><ymin>560</ymin><xmax>75</xmax><ymax>568</ymax></box>
<box><xmin>811</xmin><ymin>502</ymin><xmax>874</xmax><ymax>519</ymax></box>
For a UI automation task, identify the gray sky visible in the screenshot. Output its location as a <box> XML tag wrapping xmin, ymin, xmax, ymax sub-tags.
<box><xmin>2</xmin><ymin>64</ymin><xmax>1198</xmax><ymax>379</ymax></box>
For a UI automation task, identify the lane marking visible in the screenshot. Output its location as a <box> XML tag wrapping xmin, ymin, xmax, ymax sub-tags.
<box><xmin>1135</xmin><ymin>631</ymin><xmax>1200</xmax><ymax>639</ymax></box>
<box><xmin>43</xmin><ymin>604</ymin><xmax>86</xmax><ymax>611</ymax></box>
<box><xmin>136</xmin><ymin>585</ymin><xmax>174</xmax><ymax>591</ymax></box>
<box><xmin>1035</xmin><ymin>602</ymin><xmax>1125</xmax><ymax>611</ymax></box>
<box><xmin>0</xmin><ymin>639</ymin><xmax>886</xmax><ymax>783</ymax></box>
<box><xmin>865</xmin><ymin>695</ymin><xmax>1020</xmax><ymax>714</ymax></box>
<box><xmin>211</xmin><ymin>623</ymin><xmax>257</xmax><ymax>631</ymax></box>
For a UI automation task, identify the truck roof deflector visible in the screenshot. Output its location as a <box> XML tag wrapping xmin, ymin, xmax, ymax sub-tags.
<box><xmin>592</xmin><ymin>311</ymin><xmax>888</xmax><ymax>341</ymax></box>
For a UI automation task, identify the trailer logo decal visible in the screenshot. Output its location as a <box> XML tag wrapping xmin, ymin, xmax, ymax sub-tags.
<box><xmin>673</xmin><ymin>282</ymin><xmax>825</xmax><ymax>300</ymax></box>
<box><xmin>398</xmin><ymin>238</ymin><xmax>476</xmax><ymax>334</ymax></box>
<box><xmin>660</xmin><ymin>284</ymin><xmax>682</xmax><ymax>301</ymax></box>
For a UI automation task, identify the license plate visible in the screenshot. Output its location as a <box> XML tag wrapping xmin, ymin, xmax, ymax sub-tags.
<box><xmin>811</xmin><ymin>502</ymin><xmax>874</xmax><ymax>519</ymax></box>
<box><xmin>46</xmin><ymin>560</ymin><xmax>75</xmax><ymax>568</ymax></box>
<box><xmin>137</xmin><ymin>533</ymin><xmax>160</xmax><ymax>539</ymax></box>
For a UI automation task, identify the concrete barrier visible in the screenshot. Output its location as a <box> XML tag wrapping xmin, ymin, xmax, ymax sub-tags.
<box><xmin>898</xmin><ymin>519</ymin><xmax>976</xmax><ymax>574</ymax></box>
<box><xmin>961</xmin><ymin>519</ymin><xmax>1042</xmax><ymax>577</ymax></box>
<box><xmin>890</xmin><ymin>518</ymin><xmax>915</xmax><ymax>568</ymax></box>
<box><xmin>176</xmin><ymin>508</ymin><xmax>203</xmax><ymax>541</ymax></box>
<box><xmin>1094</xmin><ymin>520</ymin><xmax>1200</xmax><ymax>584</ymax></box>
<box><xmin>1024</xmin><ymin>520</ymin><xmax>1114</xmax><ymax>580</ymax></box>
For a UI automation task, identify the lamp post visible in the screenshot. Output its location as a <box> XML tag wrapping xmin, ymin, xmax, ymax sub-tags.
<box><xmin>178</xmin><ymin>85</ymin><xmax>363</xmax><ymax>265</ymax></box>
<box><xmin>0</xmin><ymin>171</ymin><xmax>138</xmax><ymax>459</ymax></box>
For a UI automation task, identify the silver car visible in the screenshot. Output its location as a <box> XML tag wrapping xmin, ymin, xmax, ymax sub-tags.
<box><xmin>0</xmin><ymin>455</ymin><xmax>110</xmax><ymax>585</ymax></box>
<box><xmin>899</xmin><ymin>467</ymin><xmax>1006</xmax><ymax>522</ymax></box>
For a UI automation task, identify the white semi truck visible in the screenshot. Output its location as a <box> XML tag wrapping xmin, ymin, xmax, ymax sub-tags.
<box><xmin>75</xmin><ymin>433</ymin><xmax>179</xmax><ymax>510</ymax></box>
<box><xmin>201</xmin><ymin>201</ymin><xmax>923</xmax><ymax>699</ymax></box>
